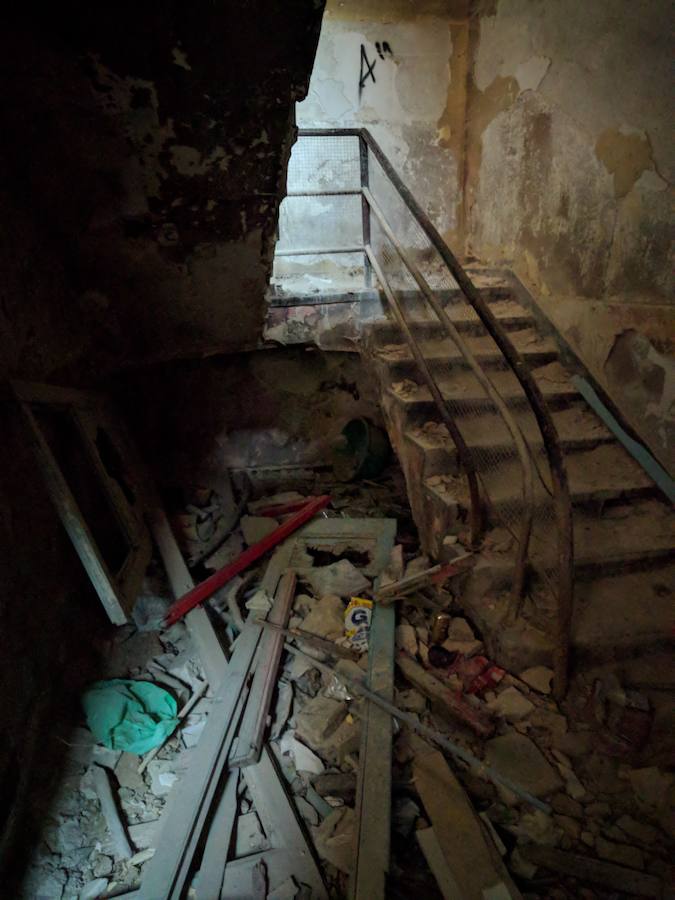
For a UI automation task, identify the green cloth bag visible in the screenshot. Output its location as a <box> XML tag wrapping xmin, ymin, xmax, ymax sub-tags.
<box><xmin>82</xmin><ymin>679</ymin><xmax>180</xmax><ymax>755</ymax></box>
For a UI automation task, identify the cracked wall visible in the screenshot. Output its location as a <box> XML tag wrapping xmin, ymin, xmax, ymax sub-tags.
<box><xmin>465</xmin><ymin>0</ymin><xmax>674</xmax><ymax>466</ymax></box>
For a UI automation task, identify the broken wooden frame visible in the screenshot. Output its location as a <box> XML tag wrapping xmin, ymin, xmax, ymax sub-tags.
<box><xmin>145</xmin><ymin>510</ymin><xmax>329</xmax><ymax>899</ymax></box>
<box><xmin>12</xmin><ymin>381</ymin><xmax>152</xmax><ymax>624</ymax></box>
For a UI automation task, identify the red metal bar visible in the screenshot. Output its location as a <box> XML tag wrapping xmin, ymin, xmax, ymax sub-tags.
<box><xmin>255</xmin><ymin>497</ymin><xmax>319</xmax><ymax>518</ymax></box>
<box><xmin>164</xmin><ymin>495</ymin><xmax>331</xmax><ymax>625</ymax></box>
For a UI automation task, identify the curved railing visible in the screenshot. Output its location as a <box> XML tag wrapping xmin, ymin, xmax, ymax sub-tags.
<box><xmin>276</xmin><ymin>127</ymin><xmax>574</xmax><ymax>697</ymax></box>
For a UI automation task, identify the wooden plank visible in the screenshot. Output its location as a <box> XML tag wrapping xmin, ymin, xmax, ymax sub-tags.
<box><xmin>195</xmin><ymin>770</ymin><xmax>239</xmax><ymax>900</ymax></box>
<box><xmin>13</xmin><ymin>380</ymin><xmax>157</xmax><ymax>623</ymax></box>
<box><xmin>222</xmin><ymin>848</ymin><xmax>313</xmax><ymax>898</ymax></box>
<box><xmin>519</xmin><ymin>845</ymin><xmax>662</xmax><ymax>898</ymax></box>
<box><xmin>16</xmin><ymin>399</ymin><xmax>128</xmax><ymax>624</ymax></box>
<box><xmin>148</xmin><ymin>506</ymin><xmax>228</xmax><ymax>687</ymax></box>
<box><xmin>350</xmin><ymin>601</ymin><xmax>395</xmax><ymax>900</ymax></box>
<box><xmin>396</xmin><ymin>652</ymin><xmax>495</xmax><ymax>738</ymax></box>
<box><xmin>229</xmin><ymin>569</ymin><xmax>296</xmax><ymax>767</ymax></box>
<box><xmin>243</xmin><ymin>746</ymin><xmax>328</xmax><ymax>899</ymax></box>
<box><xmin>412</xmin><ymin>745</ymin><xmax>521</xmax><ymax>900</ymax></box>
<box><xmin>138</xmin><ymin>623</ymin><xmax>260</xmax><ymax>900</ymax></box>
<box><xmin>416</xmin><ymin>827</ymin><xmax>462</xmax><ymax>900</ymax></box>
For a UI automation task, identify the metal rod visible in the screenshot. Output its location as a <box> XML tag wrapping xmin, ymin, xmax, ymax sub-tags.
<box><xmin>363</xmin><ymin>186</ymin><xmax>534</xmax><ymax>600</ymax></box>
<box><xmin>359</xmin><ymin>135</ymin><xmax>373</xmax><ymax>289</ymax></box>
<box><xmin>284</xmin><ymin>643</ymin><xmax>551</xmax><ymax>814</ymax></box>
<box><xmin>274</xmin><ymin>246</ymin><xmax>364</xmax><ymax>257</ymax></box>
<box><xmin>365</xmin><ymin>245</ymin><xmax>483</xmax><ymax>545</ymax></box>
<box><xmin>286</xmin><ymin>189</ymin><xmax>361</xmax><ymax>197</ymax></box>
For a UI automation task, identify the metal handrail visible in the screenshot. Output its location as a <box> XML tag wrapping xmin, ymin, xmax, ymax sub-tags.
<box><xmin>289</xmin><ymin>127</ymin><xmax>574</xmax><ymax>697</ymax></box>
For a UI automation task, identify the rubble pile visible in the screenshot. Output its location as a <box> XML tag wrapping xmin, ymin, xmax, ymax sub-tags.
<box><xmin>19</xmin><ymin>469</ymin><xmax>674</xmax><ymax>899</ymax></box>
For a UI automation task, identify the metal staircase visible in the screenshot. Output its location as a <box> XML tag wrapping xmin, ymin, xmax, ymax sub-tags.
<box><xmin>272</xmin><ymin>128</ymin><xmax>674</xmax><ymax>698</ymax></box>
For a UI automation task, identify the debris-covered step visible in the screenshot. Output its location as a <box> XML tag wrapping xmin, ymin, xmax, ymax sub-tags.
<box><xmin>369</xmin><ymin>297</ymin><xmax>536</xmax><ymax>343</ymax></box>
<box><xmin>572</xmin><ymin>563</ymin><xmax>675</xmax><ymax>659</ymax></box>
<box><xmin>425</xmin><ymin>442</ymin><xmax>658</xmax><ymax>517</ymax></box>
<box><xmin>403</xmin><ymin>402</ymin><xmax>614</xmax><ymax>476</ymax></box>
<box><xmin>461</xmin><ymin>497</ymin><xmax>674</xmax><ymax>584</ymax></box>
<box><xmin>386</xmin><ymin>361</ymin><xmax>579</xmax><ymax>416</ymax></box>
<box><xmin>374</xmin><ymin>326</ymin><xmax>559</xmax><ymax>376</ymax></box>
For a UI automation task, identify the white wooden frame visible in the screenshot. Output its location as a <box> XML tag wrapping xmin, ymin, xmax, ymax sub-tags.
<box><xmin>12</xmin><ymin>380</ymin><xmax>152</xmax><ymax>624</ymax></box>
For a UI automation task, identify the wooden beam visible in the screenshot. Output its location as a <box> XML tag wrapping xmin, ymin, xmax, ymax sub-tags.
<box><xmin>194</xmin><ymin>769</ymin><xmax>239</xmax><ymax>900</ymax></box>
<box><xmin>230</xmin><ymin>570</ymin><xmax>296</xmax><ymax>768</ymax></box>
<box><xmin>138</xmin><ymin>623</ymin><xmax>260</xmax><ymax>900</ymax></box>
<box><xmin>148</xmin><ymin>506</ymin><xmax>228</xmax><ymax>687</ymax></box>
<box><xmin>350</xmin><ymin>602</ymin><xmax>395</xmax><ymax>900</ymax></box>
<box><xmin>412</xmin><ymin>745</ymin><xmax>521</xmax><ymax>900</ymax></box>
<box><xmin>243</xmin><ymin>745</ymin><xmax>328</xmax><ymax>899</ymax></box>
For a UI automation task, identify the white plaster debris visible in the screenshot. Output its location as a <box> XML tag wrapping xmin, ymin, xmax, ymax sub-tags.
<box><xmin>279</xmin><ymin>731</ymin><xmax>325</xmax><ymax>776</ymax></box>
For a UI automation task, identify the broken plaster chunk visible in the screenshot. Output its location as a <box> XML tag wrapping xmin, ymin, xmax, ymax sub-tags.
<box><xmin>616</xmin><ymin>814</ymin><xmax>659</xmax><ymax>844</ymax></box>
<box><xmin>235</xmin><ymin>811</ymin><xmax>267</xmax><ymax>856</ymax></box>
<box><xmin>442</xmin><ymin>617</ymin><xmax>484</xmax><ymax>658</ymax></box>
<box><xmin>395</xmin><ymin>688</ymin><xmax>427</xmax><ymax>714</ymax></box>
<box><xmin>240</xmin><ymin>515</ymin><xmax>279</xmax><ymax>546</ymax></box>
<box><xmin>279</xmin><ymin>731</ymin><xmax>325</xmax><ymax>775</ymax></box>
<box><xmin>146</xmin><ymin>760</ymin><xmax>179</xmax><ymax>796</ymax></box>
<box><xmin>295</xmin><ymin>694</ymin><xmax>347</xmax><ymax>751</ymax></box>
<box><xmin>79</xmin><ymin>879</ymin><xmax>109</xmax><ymax>900</ymax></box>
<box><xmin>485</xmin><ymin>733</ymin><xmax>563</xmax><ymax>798</ymax></box>
<box><xmin>395</xmin><ymin>622</ymin><xmax>418</xmax><ymax>657</ymax></box>
<box><xmin>311</xmin><ymin>807</ymin><xmax>356</xmax><ymax>874</ymax></box>
<box><xmin>301</xmin><ymin>594</ymin><xmax>345</xmax><ymax>639</ymax></box>
<box><xmin>487</xmin><ymin>686</ymin><xmax>535</xmax><ymax>722</ymax></box>
<box><xmin>595</xmin><ymin>836</ymin><xmax>644</xmax><ymax>870</ymax></box>
<box><xmin>245</xmin><ymin>587</ymin><xmax>273</xmax><ymax>614</ymax></box>
<box><xmin>519</xmin><ymin>666</ymin><xmax>554</xmax><ymax>695</ymax></box>
<box><xmin>304</xmin><ymin>560</ymin><xmax>370</xmax><ymax>598</ymax></box>
<box><xmin>294</xmin><ymin>593</ymin><xmax>316</xmax><ymax>615</ymax></box>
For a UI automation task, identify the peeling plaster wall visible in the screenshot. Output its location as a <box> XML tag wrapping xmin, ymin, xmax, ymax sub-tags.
<box><xmin>466</xmin><ymin>0</ymin><xmax>674</xmax><ymax>465</ymax></box>
<box><xmin>275</xmin><ymin>0</ymin><xmax>471</xmax><ymax>282</ymax></box>
<box><xmin>0</xmin><ymin>2</ymin><xmax>324</xmax><ymax>879</ymax></box>
<box><xmin>0</xmin><ymin>1</ymin><xmax>324</xmax><ymax>382</ymax></box>
<box><xmin>467</xmin><ymin>0</ymin><xmax>673</xmax><ymax>302</ymax></box>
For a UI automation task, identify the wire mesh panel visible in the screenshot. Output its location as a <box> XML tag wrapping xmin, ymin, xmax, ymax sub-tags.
<box><xmin>368</xmin><ymin>150</ymin><xmax>560</xmax><ymax>608</ymax></box>
<box><xmin>286</xmin><ymin>134</ymin><xmax>361</xmax><ymax>193</ymax></box>
<box><xmin>273</xmin><ymin>134</ymin><xmax>365</xmax><ymax>291</ymax></box>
